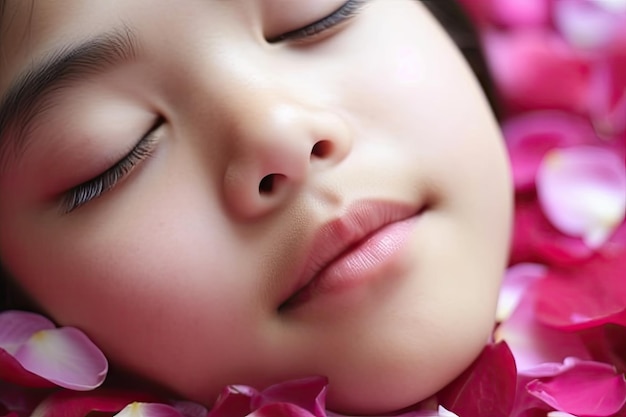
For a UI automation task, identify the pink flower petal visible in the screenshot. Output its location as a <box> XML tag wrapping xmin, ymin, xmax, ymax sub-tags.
<box><xmin>554</xmin><ymin>0</ymin><xmax>622</xmax><ymax>49</ymax></box>
<box><xmin>438</xmin><ymin>342</ymin><xmax>517</xmax><ymax>417</ymax></box>
<box><xmin>0</xmin><ymin>380</ymin><xmax>52</xmax><ymax>417</ymax></box>
<box><xmin>208</xmin><ymin>385</ymin><xmax>257</xmax><ymax>417</ymax></box>
<box><xmin>503</xmin><ymin>112</ymin><xmax>597</xmax><ymax>192</ymax></box>
<box><xmin>247</xmin><ymin>403</ymin><xmax>316</xmax><ymax>417</ymax></box>
<box><xmin>491</xmin><ymin>0</ymin><xmax>550</xmax><ymax>27</ymax></box>
<box><xmin>497</xmin><ymin>263</ymin><xmax>547</xmax><ymax>322</ymax></box>
<box><xmin>0</xmin><ymin>311</ymin><xmax>55</xmax><ymax>355</ymax></box>
<box><xmin>30</xmin><ymin>389</ymin><xmax>160</xmax><ymax>417</ymax></box>
<box><xmin>533</xmin><ymin>248</ymin><xmax>626</xmax><ymax>330</ymax></box>
<box><xmin>170</xmin><ymin>401</ymin><xmax>208</xmax><ymax>417</ymax></box>
<box><xmin>537</xmin><ymin>146</ymin><xmax>626</xmax><ymax>248</ymax></box>
<box><xmin>589</xmin><ymin>51</ymin><xmax>626</xmax><ymax>137</ymax></box>
<box><xmin>115</xmin><ymin>403</ymin><xmax>183</xmax><ymax>417</ymax></box>
<box><xmin>0</xmin><ymin>348</ymin><xmax>57</xmax><ymax>388</ymax></box>
<box><xmin>511</xmin><ymin>197</ymin><xmax>595</xmax><ymax>265</ymax></box>
<box><xmin>496</xmin><ymin>295</ymin><xmax>592</xmax><ymax>372</ymax></box>
<box><xmin>14</xmin><ymin>327</ymin><xmax>107</xmax><ymax>390</ymax></box>
<box><xmin>484</xmin><ymin>30</ymin><xmax>592</xmax><ymax>114</ymax></box>
<box><xmin>252</xmin><ymin>377</ymin><xmax>328</xmax><ymax>417</ymax></box>
<box><xmin>526</xmin><ymin>358</ymin><xmax>626</xmax><ymax>416</ymax></box>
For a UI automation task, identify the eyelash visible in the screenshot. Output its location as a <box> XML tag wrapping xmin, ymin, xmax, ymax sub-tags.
<box><xmin>268</xmin><ymin>0</ymin><xmax>367</xmax><ymax>43</ymax></box>
<box><xmin>61</xmin><ymin>117</ymin><xmax>164</xmax><ymax>213</ymax></box>
<box><xmin>60</xmin><ymin>2</ymin><xmax>364</xmax><ymax>213</ymax></box>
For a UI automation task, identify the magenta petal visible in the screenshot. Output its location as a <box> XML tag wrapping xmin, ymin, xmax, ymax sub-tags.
<box><xmin>0</xmin><ymin>311</ymin><xmax>55</xmax><ymax>355</ymax></box>
<box><xmin>248</xmin><ymin>403</ymin><xmax>316</xmax><ymax>417</ymax></box>
<box><xmin>485</xmin><ymin>30</ymin><xmax>591</xmax><ymax>113</ymax></box>
<box><xmin>30</xmin><ymin>390</ymin><xmax>160</xmax><ymax>417</ymax></box>
<box><xmin>252</xmin><ymin>377</ymin><xmax>328</xmax><ymax>417</ymax></box>
<box><xmin>14</xmin><ymin>327</ymin><xmax>107</xmax><ymax>390</ymax></box>
<box><xmin>526</xmin><ymin>358</ymin><xmax>626</xmax><ymax>416</ymax></box>
<box><xmin>438</xmin><ymin>342</ymin><xmax>517</xmax><ymax>417</ymax></box>
<box><xmin>0</xmin><ymin>380</ymin><xmax>52</xmax><ymax>417</ymax></box>
<box><xmin>208</xmin><ymin>385</ymin><xmax>257</xmax><ymax>417</ymax></box>
<box><xmin>537</xmin><ymin>146</ymin><xmax>626</xmax><ymax>248</ymax></box>
<box><xmin>491</xmin><ymin>0</ymin><xmax>550</xmax><ymax>27</ymax></box>
<box><xmin>511</xmin><ymin>198</ymin><xmax>596</xmax><ymax>265</ymax></box>
<box><xmin>533</xmin><ymin>249</ymin><xmax>626</xmax><ymax>330</ymax></box>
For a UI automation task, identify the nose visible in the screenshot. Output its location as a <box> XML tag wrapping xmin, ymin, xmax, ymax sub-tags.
<box><xmin>222</xmin><ymin>93</ymin><xmax>353</xmax><ymax>220</ymax></box>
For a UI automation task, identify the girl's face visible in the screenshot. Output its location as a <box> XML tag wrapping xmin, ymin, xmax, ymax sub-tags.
<box><xmin>0</xmin><ymin>0</ymin><xmax>512</xmax><ymax>414</ymax></box>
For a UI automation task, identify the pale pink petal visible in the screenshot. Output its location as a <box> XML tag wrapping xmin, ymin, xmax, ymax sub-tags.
<box><xmin>436</xmin><ymin>406</ymin><xmax>459</xmax><ymax>417</ymax></box>
<box><xmin>496</xmin><ymin>297</ymin><xmax>592</xmax><ymax>372</ymax></box>
<box><xmin>547</xmin><ymin>412</ymin><xmax>578</xmax><ymax>417</ymax></box>
<box><xmin>115</xmin><ymin>403</ymin><xmax>183</xmax><ymax>417</ymax></box>
<box><xmin>0</xmin><ymin>348</ymin><xmax>56</xmax><ymax>388</ymax></box>
<box><xmin>497</xmin><ymin>263</ymin><xmax>547</xmax><ymax>322</ymax></box>
<box><xmin>0</xmin><ymin>311</ymin><xmax>55</xmax><ymax>355</ymax></box>
<box><xmin>14</xmin><ymin>327</ymin><xmax>107</xmax><ymax>390</ymax></box>
<box><xmin>554</xmin><ymin>1</ymin><xmax>621</xmax><ymax>49</ymax></box>
<box><xmin>526</xmin><ymin>358</ymin><xmax>626</xmax><ymax>416</ymax></box>
<box><xmin>503</xmin><ymin>112</ymin><xmax>597</xmax><ymax>192</ymax></box>
<box><xmin>537</xmin><ymin>146</ymin><xmax>626</xmax><ymax>248</ymax></box>
<box><xmin>591</xmin><ymin>0</ymin><xmax>626</xmax><ymax>13</ymax></box>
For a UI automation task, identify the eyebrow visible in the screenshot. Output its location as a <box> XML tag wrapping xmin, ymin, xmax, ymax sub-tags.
<box><xmin>0</xmin><ymin>27</ymin><xmax>139</xmax><ymax>171</ymax></box>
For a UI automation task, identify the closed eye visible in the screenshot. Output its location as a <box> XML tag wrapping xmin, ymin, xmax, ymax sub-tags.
<box><xmin>61</xmin><ymin>117</ymin><xmax>164</xmax><ymax>213</ymax></box>
<box><xmin>267</xmin><ymin>0</ymin><xmax>367</xmax><ymax>43</ymax></box>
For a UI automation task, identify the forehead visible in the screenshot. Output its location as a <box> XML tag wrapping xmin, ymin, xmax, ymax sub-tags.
<box><xmin>0</xmin><ymin>1</ymin><xmax>249</xmax><ymax>92</ymax></box>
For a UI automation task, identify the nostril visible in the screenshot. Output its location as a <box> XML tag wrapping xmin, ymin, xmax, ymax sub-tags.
<box><xmin>259</xmin><ymin>174</ymin><xmax>275</xmax><ymax>194</ymax></box>
<box><xmin>259</xmin><ymin>173</ymin><xmax>286</xmax><ymax>194</ymax></box>
<box><xmin>311</xmin><ymin>140</ymin><xmax>333</xmax><ymax>159</ymax></box>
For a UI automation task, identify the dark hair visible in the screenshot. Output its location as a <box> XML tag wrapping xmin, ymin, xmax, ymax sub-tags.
<box><xmin>421</xmin><ymin>0</ymin><xmax>497</xmax><ymax>112</ymax></box>
<box><xmin>0</xmin><ymin>0</ymin><xmax>494</xmax><ymax>313</ymax></box>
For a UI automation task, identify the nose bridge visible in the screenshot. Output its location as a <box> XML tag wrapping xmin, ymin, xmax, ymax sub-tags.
<box><xmin>233</xmin><ymin>88</ymin><xmax>314</xmax><ymax>165</ymax></box>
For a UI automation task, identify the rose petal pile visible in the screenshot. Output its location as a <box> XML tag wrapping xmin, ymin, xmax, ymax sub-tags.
<box><xmin>440</xmin><ymin>0</ymin><xmax>626</xmax><ymax>416</ymax></box>
<box><xmin>2</xmin><ymin>0</ymin><xmax>626</xmax><ymax>416</ymax></box>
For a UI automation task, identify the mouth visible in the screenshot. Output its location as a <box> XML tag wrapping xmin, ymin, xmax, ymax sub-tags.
<box><xmin>279</xmin><ymin>200</ymin><xmax>424</xmax><ymax>311</ymax></box>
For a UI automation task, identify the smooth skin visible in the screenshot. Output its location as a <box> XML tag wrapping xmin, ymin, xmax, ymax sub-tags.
<box><xmin>0</xmin><ymin>0</ymin><xmax>512</xmax><ymax>414</ymax></box>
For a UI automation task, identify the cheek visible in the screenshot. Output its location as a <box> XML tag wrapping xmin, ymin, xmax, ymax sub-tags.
<box><xmin>0</xmin><ymin>176</ymin><xmax>268</xmax><ymax>386</ymax></box>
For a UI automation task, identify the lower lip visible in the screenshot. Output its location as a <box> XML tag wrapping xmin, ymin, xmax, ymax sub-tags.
<box><xmin>282</xmin><ymin>215</ymin><xmax>418</xmax><ymax>310</ymax></box>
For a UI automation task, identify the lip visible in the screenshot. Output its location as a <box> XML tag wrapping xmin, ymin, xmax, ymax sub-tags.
<box><xmin>279</xmin><ymin>200</ymin><xmax>422</xmax><ymax>311</ymax></box>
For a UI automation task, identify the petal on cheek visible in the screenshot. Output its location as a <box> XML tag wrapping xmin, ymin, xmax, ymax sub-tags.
<box><xmin>14</xmin><ymin>327</ymin><xmax>108</xmax><ymax>390</ymax></box>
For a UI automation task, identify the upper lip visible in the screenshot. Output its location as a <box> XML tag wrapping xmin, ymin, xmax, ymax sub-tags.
<box><xmin>280</xmin><ymin>200</ymin><xmax>421</xmax><ymax>308</ymax></box>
